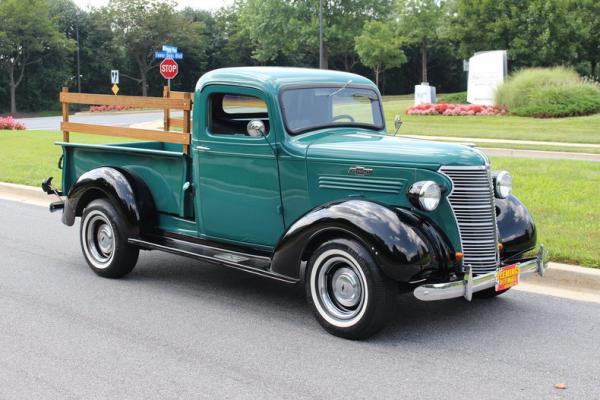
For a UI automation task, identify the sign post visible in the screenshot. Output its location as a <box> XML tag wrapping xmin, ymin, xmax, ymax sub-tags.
<box><xmin>110</xmin><ymin>70</ymin><xmax>119</xmax><ymax>95</ymax></box>
<box><xmin>160</xmin><ymin>58</ymin><xmax>179</xmax><ymax>89</ymax></box>
<box><xmin>155</xmin><ymin>45</ymin><xmax>183</xmax><ymax>89</ymax></box>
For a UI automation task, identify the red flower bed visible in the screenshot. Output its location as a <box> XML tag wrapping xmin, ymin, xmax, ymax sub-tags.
<box><xmin>0</xmin><ymin>116</ymin><xmax>26</xmax><ymax>130</ymax></box>
<box><xmin>89</xmin><ymin>105</ymin><xmax>136</xmax><ymax>112</ymax></box>
<box><xmin>406</xmin><ymin>103</ymin><xmax>506</xmax><ymax>116</ymax></box>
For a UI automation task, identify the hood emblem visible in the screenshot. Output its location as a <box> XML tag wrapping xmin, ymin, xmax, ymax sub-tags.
<box><xmin>348</xmin><ymin>166</ymin><xmax>373</xmax><ymax>176</ymax></box>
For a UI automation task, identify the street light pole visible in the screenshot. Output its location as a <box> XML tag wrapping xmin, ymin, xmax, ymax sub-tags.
<box><xmin>76</xmin><ymin>11</ymin><xmax>81</xmax><ymax>93</ymax></box>
<box><xmin>319</xmin><ymin>0</ymin><xmax>325</xmax><ymax>69</ymax></box>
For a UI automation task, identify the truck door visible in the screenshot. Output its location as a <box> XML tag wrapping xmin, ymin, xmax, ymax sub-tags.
<box><xmin>192</xmin><ymin>85</ymin><xmax>285</xmax><ymax>248</ymax></box>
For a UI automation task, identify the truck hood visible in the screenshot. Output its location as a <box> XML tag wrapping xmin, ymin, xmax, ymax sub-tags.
<box><xmin>305</xmin><ymin>131</ymin><xmax>488</xmax><ymax>169</ymax></box>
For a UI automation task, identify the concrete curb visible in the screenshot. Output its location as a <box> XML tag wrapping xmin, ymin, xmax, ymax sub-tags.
<box><xmin>0</xmin><ymin>182</ymin><xmax>56</xmax><ymax>207</ymax></box>
<box><xmin>1</xmin><ymin>182</ymin><xmax>599</xmax><ymax>294</ymax></box>
<box><xmin>520</xmin><ymin>263</ymin><xmax>600</xmax><ymax>292</ymax></box>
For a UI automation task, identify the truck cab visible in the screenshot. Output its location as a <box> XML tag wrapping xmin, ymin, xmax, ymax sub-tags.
<box><xmin>45</xmin><ymin>67</ymin><xmax>547</xmax><ymax>339</ymax></box>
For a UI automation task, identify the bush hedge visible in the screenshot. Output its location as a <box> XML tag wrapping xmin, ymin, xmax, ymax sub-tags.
<box><xmin>440</xmin><ymin>91</ymin><xmax>468</xmax><ymax>104</ymax></box>
<box><xmin>495</xmin><ymin>67</ymin><xmax>600</xmax><ymax>118</ymax></box>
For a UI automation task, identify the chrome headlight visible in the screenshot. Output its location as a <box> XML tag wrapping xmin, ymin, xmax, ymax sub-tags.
<box><xmin>494</xmin><ymin>171</ymin><xmax>512</xmax><ymax>198</ymax></box>
<box><xmin>408</xmin><ymin>181</ymin><xmax>442</xmax><ymax>211</ymax></box>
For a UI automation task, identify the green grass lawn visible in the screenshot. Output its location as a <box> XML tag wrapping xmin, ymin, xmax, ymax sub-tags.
<box><xmin>381</xmin><ymin>96</ymin><xmax>600</xmax><ymax>145</ymax></box>
<box><xmin>1</xmin><ymin>129</ymin><xmax>598</xmax><ymax>266</ymax></box>
<box><xmin>490</xmin><ymin>157</ymin><xmax>600</xmax><ymax>267</ymax></box>
<box><xmin>0</xmin><ymin>130</ymin><xmax>129</xmax><ymax>187</ymax></box>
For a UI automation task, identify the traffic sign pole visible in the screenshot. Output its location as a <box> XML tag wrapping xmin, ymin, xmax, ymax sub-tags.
<box><xmin>156</xmin><ymin>45</ymin><xmax>183</xmax><ymax>89</ymax></box>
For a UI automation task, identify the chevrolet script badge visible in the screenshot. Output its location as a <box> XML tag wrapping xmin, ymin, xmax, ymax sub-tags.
<box><xmin>348</xmin><ymin>166</ymin><xmax>373</xmax><ymax>176</ymax></box>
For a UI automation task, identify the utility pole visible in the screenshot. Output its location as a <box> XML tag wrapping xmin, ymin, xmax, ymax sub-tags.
<box><xmin>319</xmin><ymin>0</ymin><xmax>325</xmax><ymax>69</ymax></box>
<box><xmin>76</xmin><ymin>11</ymin><xmax>81</xmax><ymax>93</ymax></box>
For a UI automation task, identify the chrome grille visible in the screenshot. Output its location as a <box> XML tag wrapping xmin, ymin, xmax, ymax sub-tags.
<box><xmin>440</xmin><ymin>166</ymin><xmax>499</xmax><ymax>274</ymax></box>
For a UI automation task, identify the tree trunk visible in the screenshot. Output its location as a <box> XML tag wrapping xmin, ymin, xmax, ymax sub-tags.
<box><xmin>9</xmin><ymin>66</ymin><xmax>16</xmax><ymax>114</ymax></box>
<box><xmin>10</xmin><ymin>84</ymin><xmax>17</xmax><ymax>114</ymax></box>
<box><xmin>374</xmin><ymin>65</ymin><xmax>380</xmax><ymax>89</ymax></box>
<box><xmin>421</xmin><ymin>41</ymin><xmax>428</xmax><ymax>83</ymax></box>
<box><xmin>140</xmin><ymin>68</ymin><xmax>148</xmax><ymax>97</ymax></box>
<box><xmin>592</xmin><ymin>60</ymin><xmax>597</xmax><ymax>79</ymax></box>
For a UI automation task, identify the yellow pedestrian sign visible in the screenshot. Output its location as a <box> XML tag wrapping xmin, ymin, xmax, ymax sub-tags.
<box><xmin>112</xmin><ymin>84</ymin><xmax>119</xmax><ymax>95</ymax></box>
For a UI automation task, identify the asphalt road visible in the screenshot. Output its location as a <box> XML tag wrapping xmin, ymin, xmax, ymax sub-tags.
<box><xmin>19</xmin><ymin>111</ymin><xmax>182</xmax><ymax>131</ymax></box>
<box><xmin>1</xmin><ymin>199</ymin><xmax>599</xmax><ymax>399</ymax></box>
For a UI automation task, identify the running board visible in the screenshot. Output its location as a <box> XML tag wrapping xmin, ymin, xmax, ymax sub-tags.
<box><xmin>128</xmin><ymin>235</ymin><xmax>297</xmax><ymax>283</ymax></box>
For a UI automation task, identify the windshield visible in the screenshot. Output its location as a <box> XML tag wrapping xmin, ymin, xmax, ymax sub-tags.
<box><xmin>280</xmin><ymin>86</ymin><xmax>384</xmax><ymax>135</ymax></box>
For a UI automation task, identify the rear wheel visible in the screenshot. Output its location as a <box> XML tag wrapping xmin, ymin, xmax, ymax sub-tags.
<box><xmin>80</xmin><ymin>198</ymin><xmax>139</xmax><ymax>278</ymax></box>
<box><xmin>305</xmin><ymin>238</ymin><xmax>396</xmax><ymax>340</ymax></box>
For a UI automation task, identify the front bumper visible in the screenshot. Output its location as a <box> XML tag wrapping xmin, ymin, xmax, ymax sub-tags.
<box><xmin>414</xmin><ymin>245</ymin><xmax>548</xmax><ymax>301</ymax></box>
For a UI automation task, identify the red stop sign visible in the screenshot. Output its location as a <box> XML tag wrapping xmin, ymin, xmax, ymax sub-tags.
<box><xmin>160</xmin><ymin>58</ymin><xmax>179</xmax><ymax>79</ymax></box>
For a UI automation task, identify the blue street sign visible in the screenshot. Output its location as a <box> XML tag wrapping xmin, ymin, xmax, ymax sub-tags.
<box><xmin>155</xmin><ymin>50</ymin><xmax>183</xmax><ymax>59</ymax></box>
<box><xmin>162</xmin><ymin>45</ymin><xmax>178</xmax><ymax>53</ymax></box>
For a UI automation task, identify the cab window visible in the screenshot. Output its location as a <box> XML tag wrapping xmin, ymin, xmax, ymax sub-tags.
<box><xmin>208</xmin><ymin>93</ymin><xmax>270</xmax><ymax>135</ymax></box>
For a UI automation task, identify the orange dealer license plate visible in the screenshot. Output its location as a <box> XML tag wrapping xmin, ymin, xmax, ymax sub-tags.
<box><xmin>495</xmin><ymin>264</ymin><xmax>520</xmax><ymax>291</ymax></box>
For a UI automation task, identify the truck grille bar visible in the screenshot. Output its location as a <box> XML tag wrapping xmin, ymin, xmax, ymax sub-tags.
<box><xmin>439</xmin><ymin>166</ymin><xmax>499</xmax><ymax>275</ymax></box>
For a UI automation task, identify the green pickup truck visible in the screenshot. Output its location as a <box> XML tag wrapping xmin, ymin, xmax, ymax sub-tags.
<box><xmin>43</xmin><ymin>67</ymin><xmax>547</xmax><ymax>339</ymax></box>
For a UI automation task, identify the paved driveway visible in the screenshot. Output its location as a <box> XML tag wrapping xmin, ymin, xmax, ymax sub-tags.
<box><xmin>1</xmin><ymin>199</ymin><xmax>598</xmax><ymax>399</ymax></box>
<box><xmin>20</xmin><ymin>111</ymin><xmax>182</xmax><ymax>131</ymax></box>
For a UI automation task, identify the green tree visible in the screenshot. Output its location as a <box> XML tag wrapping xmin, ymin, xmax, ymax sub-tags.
<box><xmin>449</xmin><ymin>0</ymin><xmax>522</xmax><ymax>61</ymax></box>
<box><xmin>106</xmin><ymin>0</ymin><xmax>206</xmax><ymax>96</ymax></box>
<box><xmin>237</xmin><ymin>0</ymin><xmax>392</xmax><ymax>70</ymax></box>
<box><xmin>395</xmin><ymin>0</ymin><xmax>447</xmax><ymax>83</ymax></box>
<box><xmin>449</xmin><ymin>0</ymin><xmax>578</xmax><ymax>69</ymax></box>
<box><xmin>355</xmin><ymin>21</ymin><xmax>407</xmax><ymax>88</ymax></box>
<box><xmin>572</xmin><ymin>0</ymin><xmax>600</xmax><ymax>77</ymax></box>
<box><xmin>0</xmin><ymin>0</ymin><xmax>72</xmax><ymax>113</ymax></box>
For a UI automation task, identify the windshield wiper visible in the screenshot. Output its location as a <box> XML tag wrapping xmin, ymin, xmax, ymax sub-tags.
<box><xmin>329</xmin><ymin>80</ymin><xmax>352</xmax><ymax>97</ymax></box>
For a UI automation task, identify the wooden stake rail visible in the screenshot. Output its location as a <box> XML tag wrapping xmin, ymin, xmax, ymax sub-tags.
<box><xmin>163</xmin><ymin>87</ymin><xmax>192</xmax><ymax>134</ymax></box>
<box><xmin>60</xmin><ymin>87</ymin><xmax>193</xmax><ymax>154</ymax></box>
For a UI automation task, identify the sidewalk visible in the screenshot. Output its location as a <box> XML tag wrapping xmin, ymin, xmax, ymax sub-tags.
<box><xmin>400</xmin><ymin>134</ymin><xmax>600</xmax><ymax>162</ymax></box>
<box><xmin>402</xmin><ymin>134</ymin><xmax>600</xmax><ymax>149</ymax></box>
<box><xmin>481</xmin><ymin>147</ymin><xmax>600</xmax><ymax>162</ymax></box>
<box><xmin>2</xmin><ymin>181</ymin><xmax>598</xmax><ymax>302</ymax></box>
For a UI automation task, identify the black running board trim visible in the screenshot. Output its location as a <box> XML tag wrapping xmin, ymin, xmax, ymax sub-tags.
<box><xmin>128</xmin><ymin>236</ymin><xmax>297</xmax><ymax>284</ymax></box>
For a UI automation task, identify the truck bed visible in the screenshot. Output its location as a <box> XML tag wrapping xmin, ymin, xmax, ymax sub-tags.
<box><xmin>59</xmin><ymin>141</ymin><xmax>193</xmax><ymax>218</ymax></box>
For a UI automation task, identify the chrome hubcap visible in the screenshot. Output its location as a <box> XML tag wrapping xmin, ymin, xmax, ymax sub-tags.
<box><xmin>312</xmin><ymin>251</ymin><xmax>367</xmax><ymax>326</ymax></box>
<box><xmin>331</xmin><ymin>267</ymin><xmax>361</xmax><ymax>308</ymax></box>
<box><xmin>82</xmin><ymin>211</ymin><xmax>115</xmax><ymax>268</ymax></box>
<box><xmin>97</xmin><ymin>224</ymin><xmax>114</xmax><ymax>254</ymax></box>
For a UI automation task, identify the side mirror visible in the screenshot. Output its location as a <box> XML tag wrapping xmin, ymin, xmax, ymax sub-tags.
<box><xmin>394</xmin><ymin>114</ymin><xmax>402</xmax><ymax>135</ymax></box>
<box><xmin>247</xmin><ymin>120</ymin><xmax>266</xmax><ymax>137</ymax></box>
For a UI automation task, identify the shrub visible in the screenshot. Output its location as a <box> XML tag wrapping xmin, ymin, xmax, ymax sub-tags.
<box><xmin>495</xmin><ymin>67</ymin><xmax>600</xmax><ymax>118</ymax></box>
<box><xmin>440</xmin><ymin>91</ymin><xmax>468</xmax><ymax>104</ymax></box>
<box><xmin>406</xmin><ymin>103</ymin><xmax>506</xmax><ymax>116</ymax></box>
<box><xmin>89</xmin><ymin>105</ymin><xmax>136</xmax><ymax>112</ymax></box>
<box><xmin>0</xmin><ymin>116</ymin><xmax>26</xmax><ymax>130</ymax></box>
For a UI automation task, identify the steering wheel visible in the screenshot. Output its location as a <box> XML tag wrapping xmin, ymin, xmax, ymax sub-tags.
<box><xmin>332</xmin><ymin>114</ymin><xmax>355</xmax><ymax>122</ymax></box>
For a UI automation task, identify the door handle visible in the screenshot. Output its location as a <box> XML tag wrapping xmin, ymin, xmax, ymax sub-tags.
<box><xmin>195</xmin><ymin>146</ymin><xmax>210</xmax><ymax>152</ymax></box>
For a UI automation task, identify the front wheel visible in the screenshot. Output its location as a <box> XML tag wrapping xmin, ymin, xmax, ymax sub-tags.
<box><xmin>305</xmin><ymin>238</ymin><xmax>396</xmax><ymax>340</ymax></box>
<box><xmin>80</xmin><ymin>198</ymin><xmax>139</xmax><ymax>278</ymax></box>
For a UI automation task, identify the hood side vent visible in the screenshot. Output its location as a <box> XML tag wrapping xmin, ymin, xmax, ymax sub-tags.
<box><xmin>318</xmin><ymin>175</ymin><xmax>405</xmax><ymax>194</ymax></box>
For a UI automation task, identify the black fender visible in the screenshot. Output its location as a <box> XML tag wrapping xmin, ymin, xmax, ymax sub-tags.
<box><xmin>62</xmin><ymin>167</ymin><xmax>157</xmax><ymax>234</ymax></box>
<box><xmin>496</xmin><ymin>194</ymin><xmax>537</xmax><ymax>260</ymax></box>
<box><xmin>271</xmin><ymin>200</ymin><xmax>456</xmax><ymax>283</ymax></box>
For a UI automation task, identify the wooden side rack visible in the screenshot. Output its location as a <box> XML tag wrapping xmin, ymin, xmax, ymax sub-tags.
<box><xmin>60</xmin><ymin>86</ymin><xmax>193</xmax><ymax>154</ymax></box>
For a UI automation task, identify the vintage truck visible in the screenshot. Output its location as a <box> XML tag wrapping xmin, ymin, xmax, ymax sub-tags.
<box><xmin>43</xmin><ymin>67</ymin><xmax>547</xmax><ymax>339</ymax></box>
